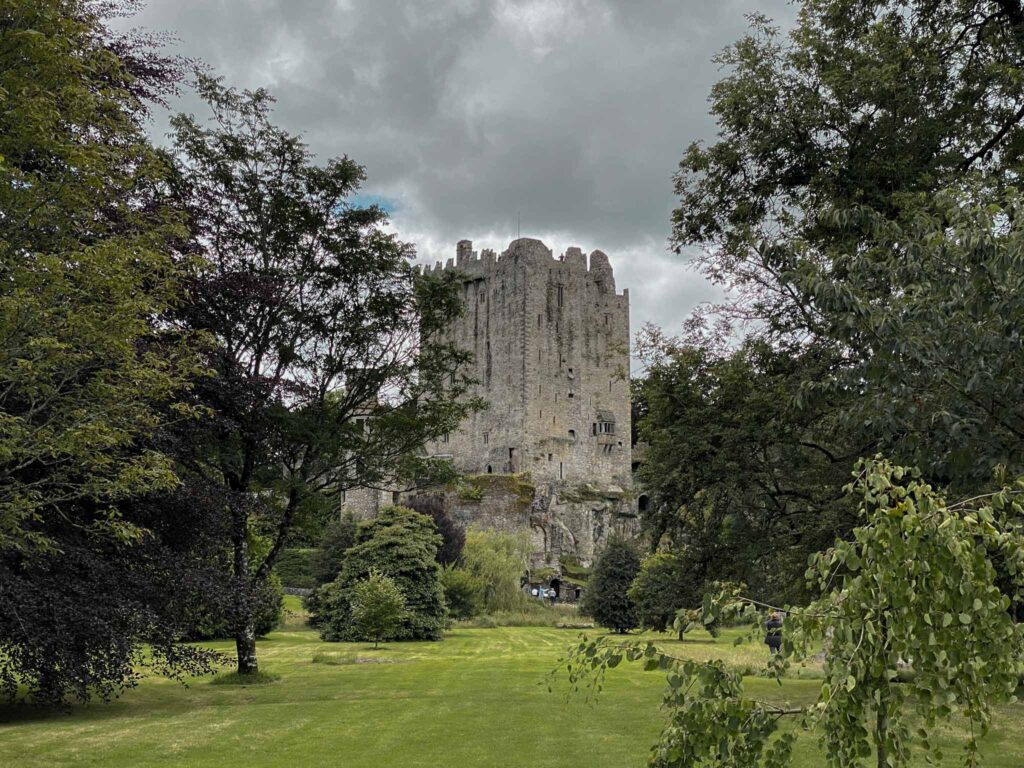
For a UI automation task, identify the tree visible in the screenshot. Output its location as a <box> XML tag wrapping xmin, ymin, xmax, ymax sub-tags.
<box><xmin>311</xmin><ymin>513</ymin><xmax>359</xmax><ymax>586</ymax></box>
<box><xmin>169</xmin><ymin>77</ymin><xmax>476</xmax><ymax>673</ymax></box>
<box><xmin>310</xmin><ymin>506</ymin><xmax>447</xmax><ymax>641</ymax></box>
<box><xmin>0</xmin><ymin>0</ymin><xmax>228</xmax><ymax>704</ymax></box>
<box><xmin>405</xmin><ymin>495</ymin><xmax>465</xmax><ymax>566</ymax></box>
<box><xmin>350</xmin><ymin>570</ymin><xmax>407</xmax><ymax>648</ymax></box>
<box><xmin>674</xmin><ymin>1</ymin><xmax>1024</xmax><ymax>330</ymax></box>
<box><xmin>556</xmin><ymin>458</ymin><xmax>1024</xmax><ymax>768</ymax></box>
<box><xmin>460</xmin><ymin>528</ymin><xmax>530</xmax><ymax>613</ymax></box>
<box><xmin>439</xmin><ymin>565</ymin><xmax>484</xmax><ymax>621</ymax></box>
<box><xmin>627</xmin><ymin>552</ymin><xmax>700</xmax><ymax>634</ymax></box>
<box><xmin>634</xmin><ymin>330</ymin><xmax>857</xmax><ymax>605</ymax></box>
<box><xmin>0</xmin><ymin>0</ymin><xmax>199</xmax><ymax>553</ymax></box>
<box><xmin>581</xmin><ymin>535</ymin><xmax>641</xmax><ymax>634</ymax></box>
<box><xmin>671</xmin><ymin>0</ymin><xmax>1024</xmax><ymax>491</ymax></box>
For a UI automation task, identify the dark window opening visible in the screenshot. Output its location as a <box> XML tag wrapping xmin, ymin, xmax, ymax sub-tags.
<box><xmin>568</xmin><ymin>430</ymin><xmax>577</xmax><ymax>441</ymax></box>
<box><xmin>486</xmin><ymin>465</ymin><xmax>493</xmax><ymax>474</ymax></box>
<box><xmin>638</xmin><ymin>495</ymin><xmax>649</xmax><ymax>513</ymax></box>
<box><xmin>548</xmin><ymin>453</ymin><xmax>553</xmax><ymax>462</ymax></box>
<box><xmin>557</xmin><ymin>286</ymin><xmax>564</xmax><ymax>307</ymax></box>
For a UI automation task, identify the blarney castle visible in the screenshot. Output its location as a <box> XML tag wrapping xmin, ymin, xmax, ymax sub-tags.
<box><xmin>344</xmin><ymin>237</ymin><xmax>641</xmax><ymax>593</ymax></box>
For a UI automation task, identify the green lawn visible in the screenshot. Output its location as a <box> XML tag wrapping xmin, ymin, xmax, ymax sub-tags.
<box><xmin>1</xmin><ymin>599</ymin><xmax>1022</xmax><ymax>767</ymax></box>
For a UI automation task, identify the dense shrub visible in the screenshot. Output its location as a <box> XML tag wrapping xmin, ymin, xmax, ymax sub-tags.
<box><xmin>627</xmin><ymin>551</ymin><xmax>700</xmax><ymax>633</ymax></box>
<box><xmin>440</xmin><ymin>565</ymin><xmax>484</xmax><ymax>620</ymax></box>
<box><xmin>310</xmin><ymin>506</ymin><xmax>447</xmax><ymax>641</ymax></box>
<box><xmin>404</xmin><ymin>495</ymin><xmax>464</xmax><ymax>565</ymax></box>
<box><xmin>182</xmin><ymin>573</ymin><xmax>284</xmax><ymax>641</ymax></box>
<box><xmin>461</xmin><ymin>528</ymin><xmax>530</xmax><ymax>612</ymax></box>
<box><xmin>311</xmin><ymin>513</ymin><xmax>358</xmax><ymax>586</ymax></box>
<box><xmin>581</xmin><ymin>535</ymin><xmax>641</xmax><ymax>633</ymax></box>
<box><xmin>275</xmin><ymin>548</ymin><xmax>319</xmax><ymax>589</ymax></box>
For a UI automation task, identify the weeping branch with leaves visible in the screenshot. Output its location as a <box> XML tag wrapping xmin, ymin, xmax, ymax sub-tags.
<box><xmin>551</xmin><ymin>457</ymin><xmax>1024</xmax><ymax>768</ymax></box>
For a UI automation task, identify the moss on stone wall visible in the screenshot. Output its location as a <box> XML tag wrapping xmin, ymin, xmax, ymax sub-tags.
<box><xmin>461</xmin><ymin>473</ymin><xmax>536</xmax><ymax>508</ymax></box>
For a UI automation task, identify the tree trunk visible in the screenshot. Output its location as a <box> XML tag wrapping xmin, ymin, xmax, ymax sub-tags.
<box><xmin>875</xmin><ymin>693</ymin><xmax>889</xmax><ymax>768</ymax></box>
<box><xmin>236</xmin><ymin>622</ymin><xmax>259</xmax><ymax>675</ymax></box>
<box><xmin>230</xmin><ymin>498</ymin><xmax>259</xmax><ymax>675</ymax></box>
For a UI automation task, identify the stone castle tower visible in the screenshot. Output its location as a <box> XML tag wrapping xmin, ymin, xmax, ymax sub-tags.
<box><xmin>423</xmin><ymin>237</ymin><xmax>631</xmax><ymax>485</ymax></box>
<box><xmin>343</xmin><ymin>237</ymin><xmax>638</xmax><ymax>574</ymax></box>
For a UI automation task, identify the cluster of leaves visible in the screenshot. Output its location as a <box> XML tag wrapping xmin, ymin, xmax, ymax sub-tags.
<box><xmin>555</xmin><ymin>458</ymin><xmax>1024</xmax><ymax>768</ymax></box>
<box><xmin>307</xmin><ymin>507</ymin><xmax>447</xmax><ymax>641</ymax></box>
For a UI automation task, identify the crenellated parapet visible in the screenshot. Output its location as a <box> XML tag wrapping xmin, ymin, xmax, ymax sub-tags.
<box><xmin>420</xmin><ymin>238</ymin><xmax>629</xmax><ymax>299</ymax></box>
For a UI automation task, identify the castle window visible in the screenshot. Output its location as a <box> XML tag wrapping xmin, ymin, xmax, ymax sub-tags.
<box><xmin>548</xmin><ymin>453</ymin><xmax>553</xmax><ymax>462</ymax></box>
<box><xmin>537</xmin><ymin>314</ymin><xmax>542</xmax><ymax>328</ymax></box>
<box><xmin>568</xmin><ymin>429</ymin><xmax>577</xmax><ymax>441</ymax></box>
<box><xmin>449</xmin><ymin>372</ymin><xmax>456</xmax><ymax>385</ymax></box>
<box><xmin>486</xmin><ymin>464</ymin><xmax>493</xmax><ymax>474</ymax></box>
<box><xmin>442</xmin><ymin>432</ymin><xmax>450</xmax><ymax>443</ymax></box>
<box><xmin>483</xmin><ymin>432</ymin><xmax>489</xmax><ymax>445</ymax></box>
<box><xmin>567</xmin><ymin>367</ymin><xmax>574</xmax><ymax>379</ymax></box>
<box><xmin>638</xmin><ymin>495</ymin><xmax>649</xmax><ymax>513</ymax></box>
<box><xmin>392</xmin><ymin>491</ymin><xmax>400</xmax><ymax>504</ymax></box>
<box><xmin>568</xmin><ymin>390</ymin><xmax>574</xmax><ymax>399</ymax></box>
<box><xmin>559</xmin><ymin>462</ymin><xmax>563</xmax><ymax>479</ymax></box>
<box><xmin>557</xmin><ymin>286</ymin><xmax>564</xmax><ymax>307</ymax></box>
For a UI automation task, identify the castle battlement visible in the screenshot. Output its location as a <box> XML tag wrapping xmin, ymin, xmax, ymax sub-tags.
<box><xmin>421</xmin><ymin>238</ymin><xmax>630</xmax><ymax>301</ymax></box>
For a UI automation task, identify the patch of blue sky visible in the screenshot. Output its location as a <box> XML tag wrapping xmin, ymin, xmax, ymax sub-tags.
<box><xmin>348</xmin><ymin>193</ymin><xmax>399</xmax><ymax>214</ymax></box>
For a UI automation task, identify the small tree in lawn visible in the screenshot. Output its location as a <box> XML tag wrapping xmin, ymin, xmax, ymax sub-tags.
<box><xmin>582</xmin><ymin>535</ymin><xmax>641</xmax><ymax>634</ymax></box>
<box><xmin>351</xmin><ymin>570</ymin><xmax>406</xmax><ymax>648</ymax></box>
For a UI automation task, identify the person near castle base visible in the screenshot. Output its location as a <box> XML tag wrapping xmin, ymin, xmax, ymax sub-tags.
<box><xmin>764</xmin><ymin>612</ymin><xmax>783</xmax><ymax>654</ymax></box>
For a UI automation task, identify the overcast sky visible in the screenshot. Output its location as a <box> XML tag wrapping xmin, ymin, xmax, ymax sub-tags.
<box><xmin>124</xmin><ymin>0</ymin><xmax>795</xmax><ymax>369</ymax></box>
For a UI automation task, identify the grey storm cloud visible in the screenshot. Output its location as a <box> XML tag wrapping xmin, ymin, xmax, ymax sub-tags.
<box><xmin>123</xmin><ymin>0</ymin><xmax>795</xmax><ymax>368</ymax></box>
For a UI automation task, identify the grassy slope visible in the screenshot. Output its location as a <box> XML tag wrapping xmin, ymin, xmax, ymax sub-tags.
<box><xmin>0</xmin><ymin>598</ymin><xmax>1021</xmax><ymax>767</ymax></box>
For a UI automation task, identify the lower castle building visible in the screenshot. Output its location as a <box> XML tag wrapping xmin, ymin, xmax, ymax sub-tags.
<box><xmin>343</xmin><ymin>237</ymin><xmax>639</xmax><ymax>584</ymax></box>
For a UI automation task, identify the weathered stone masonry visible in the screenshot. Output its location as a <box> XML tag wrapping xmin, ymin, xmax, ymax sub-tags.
<box><xmin>344</xmin><ymin>237</ymin><xmax>638</xmax><ymax>575</ymax></box>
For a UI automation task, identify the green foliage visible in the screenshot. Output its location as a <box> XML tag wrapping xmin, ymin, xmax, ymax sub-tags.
<box><xmin>0</xmin><ymin>0</ymin><xmax>198</xmax><ymax>553</ymax></box>
<box><xmin>350</xmin><ymin>569</ymin><xmax>407</xmax><ymax>648</ymax></box>
<box><xmin>628</xmin><ymin>552</ymin><xmax>700</xmax><ymax>634</ymax></box>
<box><xmin>311</xmin><ymin>507</ymin><xmax>447</xmax><ymax>641</ymax></box>
<box><xmin>461</xmin><ymin>527</ymin><xmax>531</xmax><ymax>613</ymax></box>
<box><xmin>581</xmin><ymin>535</ymin><xmax>641</xmax><ymax>634</ymax></box>
<box><xmin>440</xmin><ymin>565</ymin><xmax>484</xmax><ymax>621</ymax></box>
<box><xmin>274</xmin><ymin>548</ymin><xmax>319</xmax><ymax>590</ymax></box>
<box><xmin>310</xmin><ymin>513</ymin><xmax>358</xmax><ymax>586</ymax></box>
<box><xmin>670</xmin><ymin>1</ymin><xmax>1024</xmax><ymax>493</ymax></box>
<box><xmin>556</xmin><ymin>458</ymin><xmax>1024</xmax><ymax>768</ymax></box>
<box><xmin>634</xmin><ymin>333</ymin><xmax>856</xmax><ymax>605</ymax></box>
<box><xmin>183</xmin><ymin>573</ymin><xmax>284</xmax><ymax>642</ymax></box>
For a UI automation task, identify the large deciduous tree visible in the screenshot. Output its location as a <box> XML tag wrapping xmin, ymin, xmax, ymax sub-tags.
<box><xmin>671</xmin><ymin>0</ymin><xmax>1024</xmax><ymax>490</ymax></box>
<box><xmin>0</xmin><ymin>0</ymin><xmax>199</xmax><ymax>552</ymax></box>
<box><xmin>169</xmin><ymin>77</ymin><xmax>475</xmax><ymax>673</ymax></box>
<box><xmin>0</xmin><ymin>0</ymin><xmax>224</xmax><ymax>703</ymax></box>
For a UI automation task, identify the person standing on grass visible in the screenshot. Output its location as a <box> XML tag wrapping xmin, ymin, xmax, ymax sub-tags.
<box><xmin>764</xmin><ymin>612</ymin><xmax>782</xmax><ymax>654</ymax></box>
